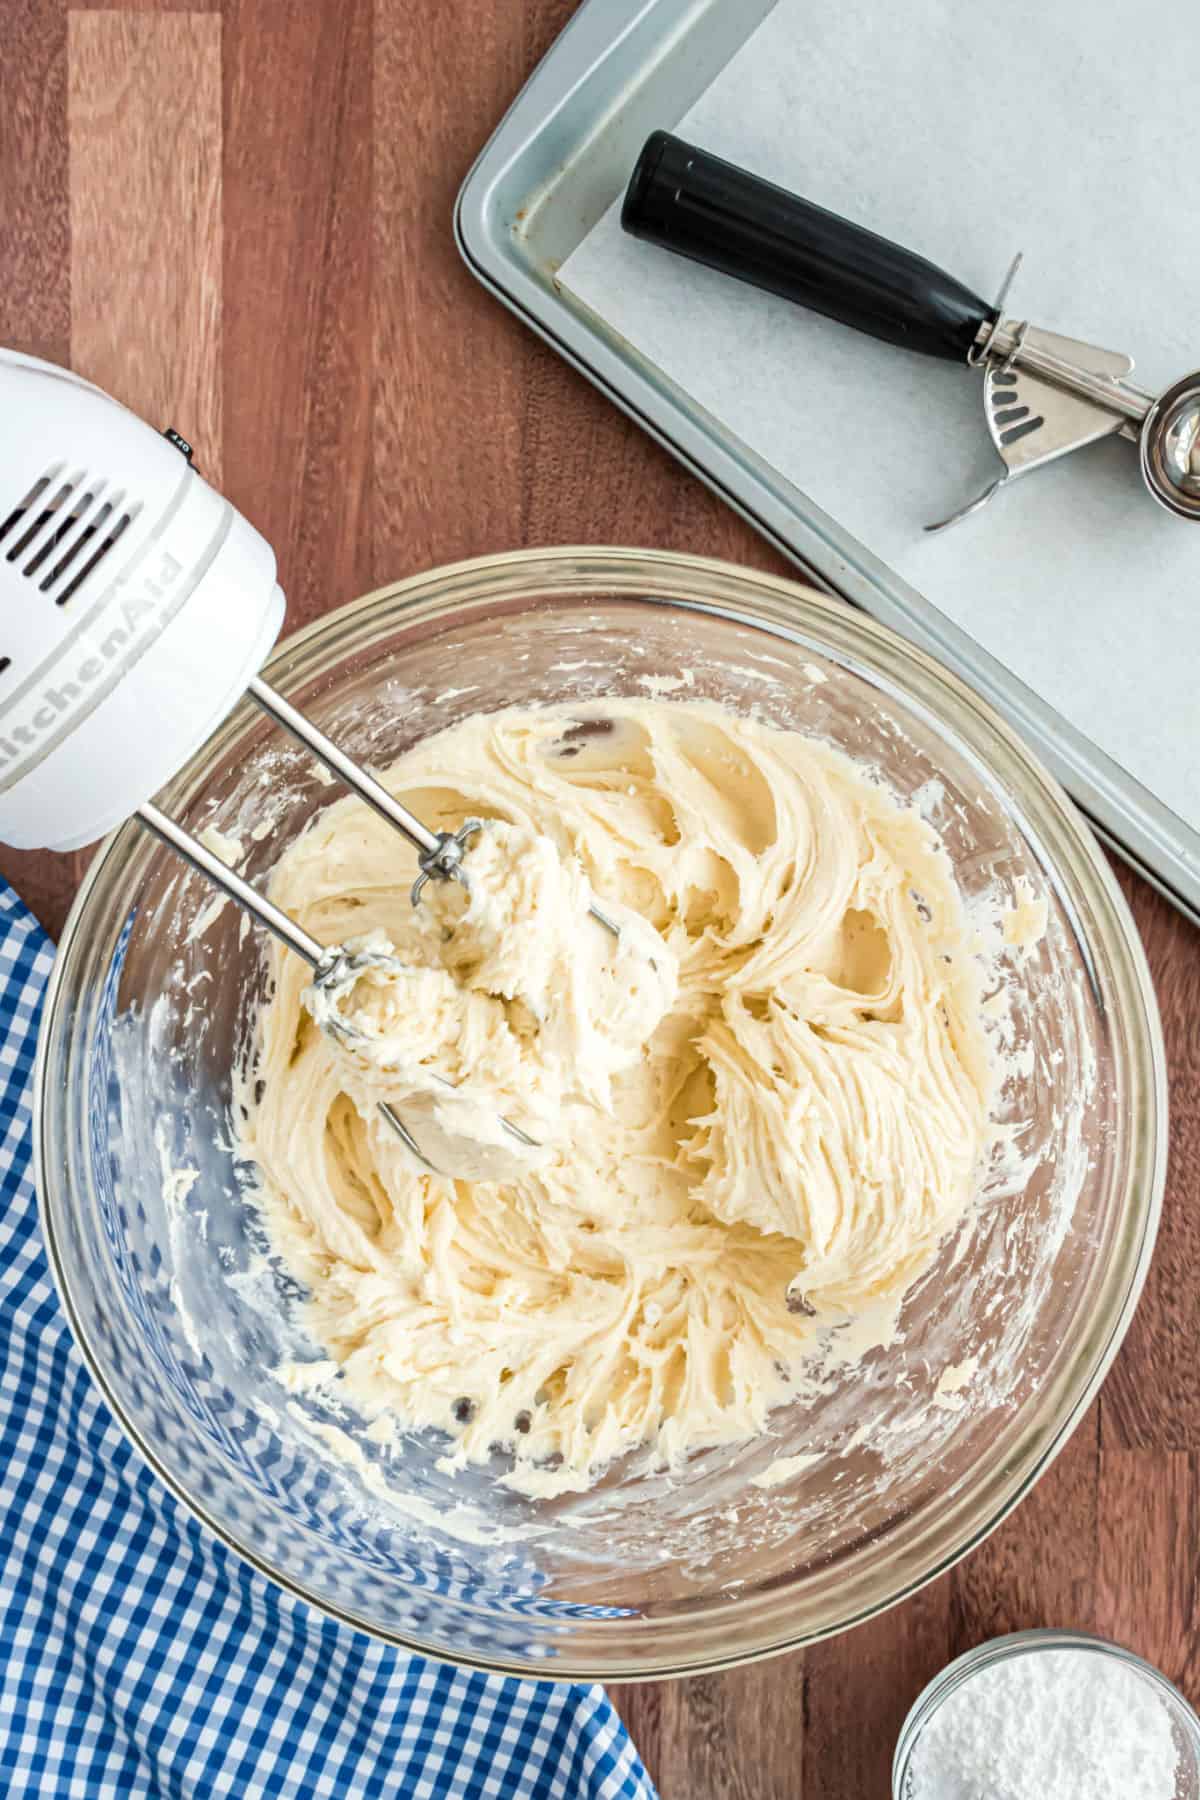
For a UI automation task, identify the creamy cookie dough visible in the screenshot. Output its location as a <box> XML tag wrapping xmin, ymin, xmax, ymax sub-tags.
<box><xmin>242</xmin><ymin>700</ymin><xmax>993</xmax><ymax>1498</ymax></box>
<box><xmin>304</xmin><ymin>821</ymin><xmax>677</xmax><ymax>1182</ymax></box>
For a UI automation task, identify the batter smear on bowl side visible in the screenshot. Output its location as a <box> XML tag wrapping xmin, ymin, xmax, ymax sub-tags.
<box><xmin>241</xmin><ymin>699</ymin><xmax>993</xmax><ymax>1498</ymax></box>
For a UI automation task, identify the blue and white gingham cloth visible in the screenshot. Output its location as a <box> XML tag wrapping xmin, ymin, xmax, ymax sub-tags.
<box><xmin>0</xmin><ymin>884</ymin><xmax>655</xmax><ymax>1799</ymax></box>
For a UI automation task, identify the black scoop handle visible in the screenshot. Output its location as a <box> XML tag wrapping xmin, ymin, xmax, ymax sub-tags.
<box><xmin>622</xmin><ymin>131</ymin><xmax>994</xmax><ymax>364</ymax></box>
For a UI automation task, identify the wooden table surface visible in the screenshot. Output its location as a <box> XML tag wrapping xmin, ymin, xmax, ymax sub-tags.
<box><xmin>4</xmin><ymin>3</ymin><xmax>1198</xmax><ymax>1794</ymax></box>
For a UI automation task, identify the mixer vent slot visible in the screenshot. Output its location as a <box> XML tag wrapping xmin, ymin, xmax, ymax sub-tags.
<box><xmin>0</xmin><ymin>465</ymin><xmax>140</xmax><ymax>607</ymax></box>
<box><xmin>0</xmin><ymin>470</ymin><xmax>57</xmax><ymax>553</ymax></box>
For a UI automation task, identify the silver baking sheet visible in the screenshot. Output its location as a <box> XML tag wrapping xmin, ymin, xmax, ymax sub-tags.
<box><xmin>455</xmin><ymin>0</ymin><xmax>1200</xmax><ymax>925</ymax></box>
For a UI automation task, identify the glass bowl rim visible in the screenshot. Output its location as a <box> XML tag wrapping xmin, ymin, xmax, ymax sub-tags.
<box><xmin>34</xmin><ymin>546</ymin><xmax>1169</xmax><ymax>1680</ymax></box>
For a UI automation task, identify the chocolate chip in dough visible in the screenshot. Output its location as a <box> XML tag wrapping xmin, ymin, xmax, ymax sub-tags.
<box><xmin>562</xmin><ymin>717</ymin><xmax>615</xmax><ymax>741</ymax></box>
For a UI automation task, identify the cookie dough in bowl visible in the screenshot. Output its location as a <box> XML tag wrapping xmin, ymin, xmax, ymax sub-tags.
<box><xmin>37</xmin><ymin>549</ymin><xmax>1164</xmax><ymax>1679</ymax></box>
<box><xmin>245</xmin><ymin>700</ymin><xmax>995</xmax><ymax>1500</ymax></box>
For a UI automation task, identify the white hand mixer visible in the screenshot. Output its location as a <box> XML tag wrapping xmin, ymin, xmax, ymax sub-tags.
<box><xmin>0</xmin><ymin>348</ymin><xmax>602</xmax><ymax>1168</ymax></box>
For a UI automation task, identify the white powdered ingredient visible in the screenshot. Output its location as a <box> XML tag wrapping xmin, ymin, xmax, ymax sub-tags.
<box><xmin>910</xmin><ymin>1647</ymin><xmax>1179</xmax><ymax>1800</ymax></box>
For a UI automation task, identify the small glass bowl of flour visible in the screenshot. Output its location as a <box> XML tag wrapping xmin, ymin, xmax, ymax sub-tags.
<box><xmin>893</xmin><ymin>1630</ymin><xmax>1200</xmax><ymax>1800</ymax></box>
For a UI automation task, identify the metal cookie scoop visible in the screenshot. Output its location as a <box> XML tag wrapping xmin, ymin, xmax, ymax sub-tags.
<box><xmin>931</xmin><ymin>279</ymin><xmax>1200</xmax><ymax>529</ymax></box>
<box><xmin>622</xmin><ymin>132</ymin><xmax>1200</xmax><ymax>528</ymax></box>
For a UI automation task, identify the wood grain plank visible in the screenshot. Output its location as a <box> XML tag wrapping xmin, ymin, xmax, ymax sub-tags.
<box><xmin>68</xmin><ymin>10</ymin><xmax>222</xmax><ymax>478</ymax></box>
<box><xmin>73</xmin><ymin>1</ymin><xmax>219</xmax><ymax>10</ymax></box>
<box><xmin>58</xmin><ymin>10</ymin><xmax>222</xmax><ymax>934</ymax></box>
<box><xmin>371</xmin><ymin>0</ymin><xmax>543</xmax><ymax>576</ymax></box>
<box><xmin>515</xmin><ymin>325</ymin><xmax>794</xmax><ymax>577</ymax></box>
<box><xmin>1098</xmin><ymin>1450</ymin><xmax>1200</xmax><ymax>1703</ymax></box>
<box><xmin>801</xmin><ymin>1583</ymin><xmax>950</xmax><ymax>1800</ymax></box>
<box><xmin>950</xmin><ymin>1404</ymin><xmax>1100</xmax><ymax>1645</ymax></box>
<box><xmin>222</xmin><ymin>0</ymin><xmax>372</xmax><ymax>630</ymax></box>
<box><xmin>0</xmin><ymin>0</ymin><xmax>70</xmax><ymax>365</ymax></box>
<box><xmin>621</xmin><ymin>1658</ymin><xmax>805</xmax><ymax>1800</ymax></box>
<box><xmin>1103</xmin><ymin>867</ymin><xmax>1200</xmax><ymax>1449</ymax></box>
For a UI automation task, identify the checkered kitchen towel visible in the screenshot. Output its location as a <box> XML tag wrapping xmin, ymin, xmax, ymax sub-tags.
<box><xmin>0</xmin><ymin>884</ymin><xmax>655</xmax><ymax>1799</ymax></box>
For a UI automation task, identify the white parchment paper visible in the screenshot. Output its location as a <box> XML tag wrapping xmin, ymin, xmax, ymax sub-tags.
<box><xmin>560</xmin><ymin>0</ymin><xmax>1200</xmax><ymax>835</ymax></box>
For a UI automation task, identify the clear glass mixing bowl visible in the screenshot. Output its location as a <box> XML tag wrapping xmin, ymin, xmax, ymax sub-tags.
<box><xmin>36</xmin><ymin>548</ymin><xmax>1166</xmax><ymax>1680</ymax></box>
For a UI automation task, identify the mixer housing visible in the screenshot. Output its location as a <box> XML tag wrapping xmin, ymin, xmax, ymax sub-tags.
<box><xmin>0</xmin><ymin>350</ymin><xmax>283</xmax><ymax>850</ymax></box>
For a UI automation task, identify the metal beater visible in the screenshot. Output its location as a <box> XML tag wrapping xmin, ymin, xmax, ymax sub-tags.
<box><xmin>138</xmin><ymin>679</ymin><xmax>554</xmax><ymax>1173</ymax></box>
<box><xmin>0</xmin><ymin>349</ymin><xmax>621</xmax><ymax>1172</ymax></box>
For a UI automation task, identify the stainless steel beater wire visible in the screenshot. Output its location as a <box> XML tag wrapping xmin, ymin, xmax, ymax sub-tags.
<box><xmin>247</xmin><ymin>677</ymin><xmax>442</xmax><ymax>859</ymax></box>
<box><xmin>137</xmin><ymin>800</ymin><xmax>325</xmax><ymax>966</ymax></box>
<box><xmin>135</xmin><ymin>802</ymin><xmax>540</xmax><ymax>1159</ymax></box>
<box><xmin>135</xmin><ymin>800</ymin><xmax>438</xmax><ymax>1173</ymax></box>
<box><xmin>248</xmin><ymin>676</ymin><xmax>622</xmax><ymax>942</ymax></box>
